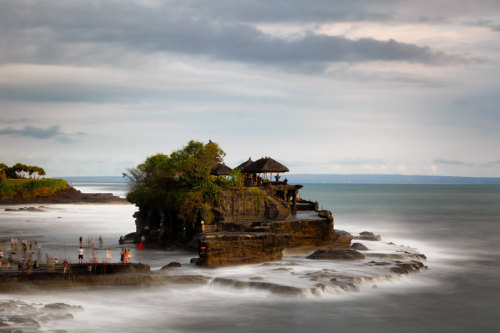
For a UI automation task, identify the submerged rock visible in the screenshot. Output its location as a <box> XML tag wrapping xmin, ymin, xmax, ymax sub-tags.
<box><xmin>306</xmin><ymin>249</ymin><xmax>365</xmax><ymax>260</ymax></box>
<box><xmin>5</xmin><ymin>206</ymin><xmax>47</xmax><ymax>212</ymax></box>
<box><xmin>161</xmin><ymin>262</ymin><xmax>182</xmax><ymax>269</ymax></box>
<box><xmin>355</xmin><ymin>231</ymin><xmax>382</xmax><ymax>241</ymax></box>
<box><xmin>212</xmin><ymin>277</ymin><xmax>304</xmax><ymax>296</ymax></box>
<box><xmin>350</xmin><ymin>242</ymin><xmax>369</xmax><ymax>251</ymax></box>
<box><xmin>390</xmin><ymin>261</ymin><xmax>427</xmax><ymax>274</ymax></box>
<box><xmin>42</xmin><ymin>303</ymin><xmax>83</xmax><ymax>312</ymax></box>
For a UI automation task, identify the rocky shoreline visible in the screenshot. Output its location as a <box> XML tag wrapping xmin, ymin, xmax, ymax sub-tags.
<box><xmin>0</xmin><ymin>186</ymin><xmax>127</xmax><ymax>205</ymax></box>
<box><xmin>0</xmin><ymin>231</ymin><xmax>427</xmax><ymax>294</ymax></box>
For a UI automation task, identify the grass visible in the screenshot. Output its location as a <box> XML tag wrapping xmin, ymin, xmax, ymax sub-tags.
<box><xmin>0</xmin><ymin>178</ymin><xmax>69</xmax><ymax>200</ymax></box>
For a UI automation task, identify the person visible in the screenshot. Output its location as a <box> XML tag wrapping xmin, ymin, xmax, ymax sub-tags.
<box><xmin>79</xmin><ymin>236</ymin><xmax>83</xmax><ymax>246</ymax></box>
<box><xmin>0</xmin><ymin>249</ymin><xmax>4</xmax><ymax>261</ymax></box>
<box><xmin>7</xmin><ymin>254</ymin><xmax>13</xmax><ymax>270</ymax></box>
<box><xmin>98</xmin><ymin>235</ymin><xmax>103</xmax><ymax>248</ymax></box>
<box><xmin>78</xmin><ymin>247</ymin><xmax>84</xmax><ymax>264</ymax></box>
<box><xmin>120</xmin><ymin>249</ymin><xmax>124</xmax><ymax>263</ymax></box>
<box><xmin>105</xmin><ymin>248</ymin><xmax>112</xmax><ymax>263</ymax></box>
<box><xmin>63</xmin><ymin>260</ymin><xmax>68</xmax><ymax>274</ymax></box>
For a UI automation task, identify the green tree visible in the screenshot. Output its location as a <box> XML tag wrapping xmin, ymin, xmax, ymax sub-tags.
<box><xmin>124</xmin><ymin>140</ymin><xmax>226</xmax><ymax>240</ymax></box>
<box><xmin>0</xmin><ymin>163</ymin><xmax>7</xmax><ymax>180</ymax></box>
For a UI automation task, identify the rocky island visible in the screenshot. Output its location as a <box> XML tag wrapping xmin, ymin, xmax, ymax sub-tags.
<box><xmin>0</xmin><ymin>143</ymin><xmax>427</xmax><ymax>297</ymax></box>
<box><xmin>124</xmin><ymin>140</ymin><xmax>368</xmax><ymax>267</ymax></box>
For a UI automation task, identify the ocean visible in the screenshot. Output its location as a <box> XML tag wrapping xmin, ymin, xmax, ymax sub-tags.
<box><xmin>1</xmin><ymin>181</ymin><xmax>499</xmax><ymax>332</ymax></box>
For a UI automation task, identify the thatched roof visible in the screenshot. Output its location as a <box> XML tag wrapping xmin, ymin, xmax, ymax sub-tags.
<box><xmin>235</xmin><ymin>158</ymin><xmax>253</xmax><ymax>170</ymax></box>
<box><xmin>210</xmin><ymin>163</ymin><xmax>233</xmax><ymax>176</ymax></box>
<box><xmin>242</xmin><ymin>157</ymin><xmax>289</xmax><ymax>173</ymax></box>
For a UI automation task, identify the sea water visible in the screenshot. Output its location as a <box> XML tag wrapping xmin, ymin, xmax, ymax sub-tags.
<box><xmin>0</xmin><ymin>182</ymin><xmax>499</xmax><ymax>332</ymax></box>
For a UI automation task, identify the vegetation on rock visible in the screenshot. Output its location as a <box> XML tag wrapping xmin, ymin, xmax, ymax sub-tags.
<box><xmin>124</xmin><ymin>140</ymin><xmax>243</xmax><ymax>242</ymax></box>
<box><xmin>0</xmin><ymin>163</ymin><xmax>67</xmax><ymax>200</ymax></box>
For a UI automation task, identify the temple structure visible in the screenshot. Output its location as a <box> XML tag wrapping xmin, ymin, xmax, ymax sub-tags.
<box><xmin>197</xmin><ymin>157</ymin><xmax>350</xmax><ymax>267</ymax></box>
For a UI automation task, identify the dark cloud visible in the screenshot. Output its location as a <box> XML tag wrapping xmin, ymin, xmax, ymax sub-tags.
<box><xmin>481</xmin><ymin>160</ymin><xmax>500</xmax><ymax>167</ymax></box>
<box><xmin>434</xmin><ymin>158</ymin><xmax>474</xmax><ymax>166</ymax></box>
<box><xmin>0</xmin><ymin>125</ymin><xmax>84</xmax><ymax>143</ymax></box>
<box><xmin>467</xmin><ymin>19</ymin><xmax>500</xmax><ymax>32</ymax></box>
<box><xmin>0</xmin><ymin>0</ymin><xmax>463</xmax><ymax>69</ymax></box>
<box><xmin>170</xmin><ymin>0</ymin><xmax>394</xmax><ymax>23</ymax></box>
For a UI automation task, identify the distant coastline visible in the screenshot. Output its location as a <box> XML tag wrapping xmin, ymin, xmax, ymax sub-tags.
<box><xmin>58</xmin><ymin>174</ymin><xmax>500</xmax><ymax>185</ymax></box>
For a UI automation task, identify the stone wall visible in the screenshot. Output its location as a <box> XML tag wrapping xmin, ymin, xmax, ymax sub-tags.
<box><xmin>268</xmin><ymin>218</ymin><xmax>334</xmax><ymax>248</ymax></box>
<box><xmin>215</xmin><ymin>188</ymin><xmax>291</xmax><ymax>222</ymax></box>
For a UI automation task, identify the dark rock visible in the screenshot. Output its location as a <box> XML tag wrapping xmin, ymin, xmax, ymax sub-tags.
<box><xmin>306</xmin><ymin>249</ymin><xmax>365</xmax><ymax>260</ymax></box>
<box><xmin>5</xmin><ymin>206</ymin><xmax>46</xmax><ymax>212</ymax></box>
<box><xmin>350</xmin><ymin>242</ymin><xmax>369</xmax><ymax>251</ymax></box>
<box><xmin>390</xmin><ymin>261</ymin><xmax>426</xmax><ymax>274</ymax></box>
<box><xmin>161</xmin><ymin>262</ymin><xmax>182</xmax><ymax>269</ymax></box>
<box><xmin>367</xmin><ymin>261</ymin><xmax>391</xmax><ymax>266</ymax></box>
<box><xmin>212</xmin><ymin>277</ymin><xmax>303</xmax><ymax>296</ymax></box>
<box><xmin>164</xmin><ymin>275</ymin><xmax>209</xmax><ymax>284</ymax></box>
<box><xmin>119</xmin><ymin>232</ymin><xmax>136</xmax><ymax>244</ymax></box>
<box><xmin>355</xmin><ymin>231</ymin><xmax>382</xmax><ymax>241</ymax></box>
<box><xmin>42</xmin><ymin>303</ymin><xmax>83</xmax><ymax>312</ymax></box>
<box><xmin>190</xmin><ymin>258</ymin><xmax>198</xmax><ymax>264</ymax></box>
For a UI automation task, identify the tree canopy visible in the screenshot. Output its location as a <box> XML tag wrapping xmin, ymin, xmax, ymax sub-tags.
<box><xmin>124</xmin><ymin>140</ymin><xmax>241</xmax><ymax>226</ymax></box>
<box><xmin>0</xmin><ymin>162</ymin><xmax>46</xmax><ymax>180</ymax></box>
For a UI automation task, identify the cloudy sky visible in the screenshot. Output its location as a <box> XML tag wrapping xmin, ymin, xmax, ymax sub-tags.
<box><xmin>0</xmin><ymin>0</ymin><xmax>499</xmax><ymax>177</ymax></box>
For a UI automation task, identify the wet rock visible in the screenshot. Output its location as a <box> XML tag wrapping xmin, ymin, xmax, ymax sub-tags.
<box><xmin>350</xmin><ymin>242</ymin><xmax>369</xmax><ymax>251</ymax></box>
<box><xmin>355</xmin><ymin>231</ymin><xmax>382</xmax><ymax>241</ymax></box>
<box><xmin>366</xmin><ymin>253</ymin><xmax>426</xmax><ymax>260</ymax></box>
<box><xmin>367</xmin><ymin>261</ymin><xmax>391</xmax><ymax>266</ymax></box>
<box><xmin>39</xmin><ymin>313</ymin><xmax>74</xmax><ymax>323</ymax></box>
<box><xmin>164</xmin><ymin>275</ymin><xmax>209</xmax><ymax>285</ymax></box>
<box><xmin>249</xmin><ymin>276</ymin><xmax>263</xmax><ymax>280</ymax></box>
<box><xmin>5</xmin><ymin>206</ymin><xmax>47</xmax><ymax>212</ymax></box>
<box><xmin>212</xmin><ymin>277</ymin><xmax>304</xmax><ymax>296</ymax></box>
<box><xmin>42</xmin><ymin>303</ymin><xmax>83</xmax><ymax>312</ymax></box>
<box><xmin>161</xmin><ymin>262</ymin><xmax>182</xmax><ymax>269</ymax></box>
<box><xmin>306</xmin><ymin>249</ymin><xmax>365</xmax><ymax>260</ymax></box>
<box><xmin>189</xmin><ymin>258</ymin><xmax>198</xmax><ymax>264</ymax></box>
<box><xmin>390</xmin><ymin>261</ymin><xmax>426</xmax><ymax>274</ymax></box>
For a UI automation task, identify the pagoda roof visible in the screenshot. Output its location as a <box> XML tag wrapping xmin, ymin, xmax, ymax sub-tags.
<box><xmin>210</xmin><ymin>163</ymin><xmax>233</xmax><ymax>176</ymax></box>
<box><xmin>242</xmin><ymin>157</ymin><xmax>289</xmax><ymax>173</ymax></box>
<box><xmin>235</xmin><ymin>158</ymin><xmax>253</xmax><ymax>170</ymax></box>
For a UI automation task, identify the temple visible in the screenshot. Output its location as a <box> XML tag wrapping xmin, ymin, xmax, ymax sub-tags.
<box><xmin>197</xmin><ymin>156</ymin><xmax>351</xmax><ymax>267</ymax></box>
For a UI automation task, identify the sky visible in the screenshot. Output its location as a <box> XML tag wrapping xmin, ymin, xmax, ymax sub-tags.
<box><xmin>0</xmin><ymin>0</ymin><xmax>499</xmax><ymax>177</ymax></box>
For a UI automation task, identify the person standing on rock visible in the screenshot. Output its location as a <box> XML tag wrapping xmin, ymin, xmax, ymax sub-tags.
<box><xmin>78</xmin><ymin>247</ymin><xmax>84</xmax><ymax>264</ymax></box>
<box><xmin>105</xmin><ymin>248</ymin><xmax>112</xmax><ymax>263</ymax></box>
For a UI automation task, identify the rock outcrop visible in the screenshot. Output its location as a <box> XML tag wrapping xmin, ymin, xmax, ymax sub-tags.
<box><xmin>198</xmin><ymin>232</ymin><xmax>289</xmax><ymax>267</ymax></box>
<box><xmin>0</xmin><ymin>187</ymin><xmax>126</xmax><ymax>205</ymax></box>
<box><xmin>306</xmin><ymin>249</ymin><xmax>366</xmax><ymax>260</ymax></box>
